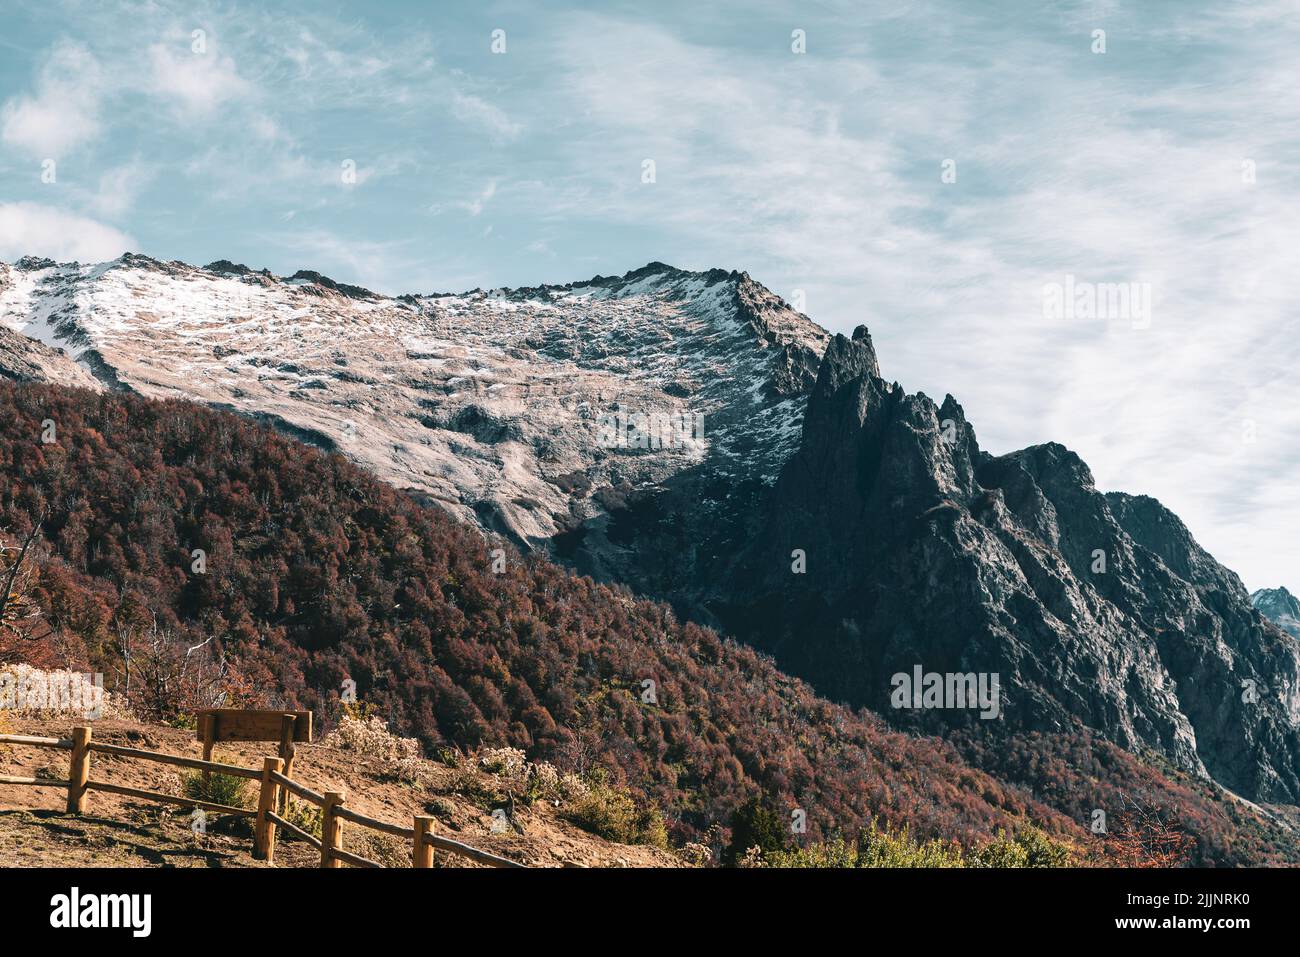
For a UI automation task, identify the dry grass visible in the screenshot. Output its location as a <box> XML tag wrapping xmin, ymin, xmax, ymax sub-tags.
<box><xmin>0</xmin><ymin>716</ymin><xmax>683</xmax><ymax>868</ymax></box>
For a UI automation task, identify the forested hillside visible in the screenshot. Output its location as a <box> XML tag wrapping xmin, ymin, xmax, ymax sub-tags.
<box><xmin>1</xmin><ymin>382</ymin><xmax>1292</xmax><ymax>863</ymax></box>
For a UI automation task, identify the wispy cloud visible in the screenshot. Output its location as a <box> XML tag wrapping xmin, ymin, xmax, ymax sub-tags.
<box><xmin>0</xmin><ymin>0</ymin><xmax>1295</xmax><ymax>590</ymax></box>
<box><xmin>449</xmin><ymin>91</ymin><xmax>522</xmax><ymax>140</ymax></box>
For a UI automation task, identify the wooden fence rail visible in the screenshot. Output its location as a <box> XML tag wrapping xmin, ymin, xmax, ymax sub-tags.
<box><xmin>0</xmin><ymin>727</ymin><xmax>525</xmax><ymax>869</ymax></box>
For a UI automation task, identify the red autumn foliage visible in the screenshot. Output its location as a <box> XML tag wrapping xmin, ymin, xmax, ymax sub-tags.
<box><xmin>0</xmin><ymin>382</ymin><xmax>1291</xmax><ymax>862</ymax></box>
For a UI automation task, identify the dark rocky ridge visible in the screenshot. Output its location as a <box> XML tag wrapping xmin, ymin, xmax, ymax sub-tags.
<box><xmin>712</xmin><ymin>325</ymin><xmax>1300</xmax><ymax>803</ymax></box>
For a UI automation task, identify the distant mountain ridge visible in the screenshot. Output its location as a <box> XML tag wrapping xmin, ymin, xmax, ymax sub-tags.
<box><xmin>1253</xmin><ymin>587</ymin><xmax>1300</xmax><ymax>638</ymax></box>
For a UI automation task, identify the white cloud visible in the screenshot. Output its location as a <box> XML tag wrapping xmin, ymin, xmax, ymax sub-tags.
<box><xmin>432</xmin><ymin>180</ymin><xmax>499</xmax><ymax>217</ymax></box>
<box><xmin>449</xmin><ymin>91</ymin><xmax>522</xmax><ymax>140</ymax></box>
<box><xmin>148</xmin><ymin>40</ymin><xmax>249</xmax><ymax>115</ymax></box>
<box><xmin>89</xmin><ymin>158</ymin><xmax>153</xmax><ymax>217</ymax></box>
<box><xmin>1</xmin><ymin>40</ymin><xmax>107</xmax><ymax>157</ymax></box>
<box><xmin>0</xmin><ymin>202</ymin><xmax>135</xmax><ymax>262</ymax></box>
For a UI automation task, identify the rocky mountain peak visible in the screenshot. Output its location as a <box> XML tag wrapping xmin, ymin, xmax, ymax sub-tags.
<box><xmin>815</xmin><ymin>325</ymin><xmax>883</xmax><ymax>391</ymax></box>
<box><xmin>1253</xmin><ymin>587</ymin><xmax>1300</xmax><ymax>638</ymax></box>
<box><xmin>719</xmin><ymin>317</ymin><xmax>1300</xmax><ymax>803</ymax></box>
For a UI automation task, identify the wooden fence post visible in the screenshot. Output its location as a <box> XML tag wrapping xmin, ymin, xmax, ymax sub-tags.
<box><xmin>413</xmin><ymin>815</ymin><xmax>434</xmax><ymax>868</ymax></box>
<box><xmin>321</xmin><ymin>790</ymin><xmax>345</xmax><ymax>868</ymax></box>
<box><xmin>199</xmin><ymin>713</ymin><xmax>216</xmax><ymax>783</ymax></box>
<box><xmin>66</xmin><ymin>726</ymin><xmax>91</xmax><ymax>814</ymax></box>
<box><xmin>276</xmin><ymin>714</ymin><xmax>296</xmax><ymax>815</ymax></box>
<box><xmin>254</xmin><ymin>756</ymin><xmax>284</xmax><ymax>862</ymax></box>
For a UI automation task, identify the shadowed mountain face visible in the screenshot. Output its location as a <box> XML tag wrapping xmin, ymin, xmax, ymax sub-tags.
<box><xmin>716</xmin><ymin>326</ymin><xmax>1300</xmax><ymax>803</ymax></box>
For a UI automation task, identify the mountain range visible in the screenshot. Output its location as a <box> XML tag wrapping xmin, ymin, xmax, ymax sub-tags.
<box><xmin>2</xmin><ymin>252</ymin><xmax>1298</xmax><ymax>814</ymax></box>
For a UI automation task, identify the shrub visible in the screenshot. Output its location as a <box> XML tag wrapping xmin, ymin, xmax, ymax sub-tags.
<box><xmin>354</xmin><ymin>830</ymin><xmax>407</xmax><ymax>867</ymax></box>
<box><xmin>764</xmin><ymin>821</ymin><xmax>1073</xmax><ymax>868</ymax></box>
<box><xmin>968</xmin><ymin>833</ymin><xmax>1027</xmax><ymax>868</ymax></box>
<box><xmin>280</xmin><ymin>797</ymin><xmax>323</xmax><ymax>839</ymax></box>
<box><xmin>561</xmin><ymin>773</ymin><xmax>669</xmax><ymax>848</ymax></box>
<box><xmin>676</xmin><ymin>841</ymin><xmax>714</xmax><ymax>867</ymax></box>
<box><xmin>1012</xmin><ymin>825</ymin><xmax>1073</xmax><ymax>867</ymax></box>
<box><xmin>181</xmin><ymin>770</ymin><xmax>251</xmax><ymax>810</ymax></box>
<box><xmin>765</xmin><ymin>838</ymin><xmax>862</xmax><ymax>868</ymax></box>
<box><xmin>854</xmin><ymin>822</ymin><xmax>966</xmax><ymax>867</ymax></box>
<box><xmin>478</xmin><ymin>747</ymin><xmax>526</xmax><ymax>776</ymax></box>
<box><xmin>323</xmin><ymin>710</ymin><xmax>424</xmax><ymax>784</ymax></box>
<box><xmin>723</xmin><ymin>797</ymin><xmax>787</xmax><ymax>866</ymax></box>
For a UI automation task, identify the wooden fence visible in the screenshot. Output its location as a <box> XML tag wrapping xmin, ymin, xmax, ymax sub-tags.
<box><xmin>0</xmin><ymin>726</ymin><xmax>524</xmax><ymax>868</ymax></box>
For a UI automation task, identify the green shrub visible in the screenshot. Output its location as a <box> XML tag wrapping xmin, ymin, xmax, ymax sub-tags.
<box><xmin>723</xmin><ymin>797</ymin><xmax>788</xmax><ymax>866</ymax></box>
<box><xmin>968</xmin><ymin>833</ymin><xmax>1028</xmax><ymax>868</ymax></box>
<box><xmin>765</xmin><ymin>838</ymin><xmax>862</xmax><ymax>868</ymax></box>
<box><xmin>765</xmin><ymin>822</ymin><xmax>1073</xmax><ymax>868</ymax></box>
<box><xmin>280</xmin><ymin>797</ymin><xmax>322</xmax><ymax>839</ymax></box>
<box><xmin>181</xmin><ymin>770</ymin><xmax>251</xmax><ymax>809</ymax></box>
<box><xmin>854</xmin><ymin>822</ymin><xmax>965</xmax><ymax>868</ymax></box>
<box><xmin>561</xmin><ymin>776</ymin><xmax>668</xmax><ymax>848</ymax></box>
<box><xmin>970</xmin><ymin>826</ymin><xmax>1073</xmax><ymax>868</ymax></box>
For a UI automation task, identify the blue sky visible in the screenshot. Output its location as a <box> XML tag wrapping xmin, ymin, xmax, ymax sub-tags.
<box><xmin>1</xmin><ymin>0</ymin><xmax>1297</xmax><ymax>594</ymax></box>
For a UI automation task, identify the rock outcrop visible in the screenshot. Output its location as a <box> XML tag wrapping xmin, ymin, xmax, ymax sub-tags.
<box><xmin>717</xmin><ymin>326</ymin><xmax>1300</xmax><ymax>802</ymax></box>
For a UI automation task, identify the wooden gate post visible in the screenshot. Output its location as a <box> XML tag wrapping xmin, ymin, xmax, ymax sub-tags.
<box><xmin>254</xmin><ymin>756</ymin><xmax>284</xmax><ymax>862</ymax></box>
<box><xmin>413</xmin><ymin>815</ymin><xmax>434</xmax><ymax>868</ymax></box>
<box><xmin>276</xmin><ymin>714</ymin><xmax>297</xmax><ymax>814</ymax></box>
<box><xmin>199</xmin><ymin>712</ymin><xmax>217</xmax><ymax>782</ymax></box>
<box><xmin>66</xmin><ymin>726</ymin><xmax>92</xmax><ymax>814</ymax></box>
<box><xmin>321</xmin><ymin>790</ymin><xmax>345</xmax><ymax>868</ymax></box>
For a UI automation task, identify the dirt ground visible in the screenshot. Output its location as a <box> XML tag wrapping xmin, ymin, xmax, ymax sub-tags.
<box><xmin>0</xmin><ymin>717</ymin><xmax>682</xmax><ymax>869</ymax></box>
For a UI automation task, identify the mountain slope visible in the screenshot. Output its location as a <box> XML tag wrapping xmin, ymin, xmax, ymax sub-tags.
<box><xmin>3</xmin><ymin>383</ymin><xmax>1297</xmax><ymax>864</ymax></box>
<box><xmin>4</xmin><ymin>253</ymin><xmax>1298</xmax><ymax>814</ymax></box>
<box><xmin>0</xmin><ymin>255</ymin><xmax>825</xmax><ymax>597</ymax></box>
<box><xmin>0</xmin><ymin>380</ymin><xmax>1076</xmax><ymax>850</ymax></box>
<box><xmin>718</xmin><ymin>326</ymin><xmax>1300</xmax><ymax>804</ymax></box>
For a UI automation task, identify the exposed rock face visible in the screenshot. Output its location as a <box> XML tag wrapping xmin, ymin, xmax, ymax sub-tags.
<box><xmin>716</xmin><ymin>326</ymin><xmax>1300</xmax><ymax>802</ymax></box>
<box><xmin>0</xmin><ymin>255</ymin><xmax>827</xmax><ymax>603</ymax></box>
<box><xmin>0</xmin><ymin>326</ymin><xmax>100</xmax><ymax>388</ymax></box>
<box><xmin>1253</xmin><ymin>587</ymin><xmax>1300</xmax><ymax>638</ymax></box>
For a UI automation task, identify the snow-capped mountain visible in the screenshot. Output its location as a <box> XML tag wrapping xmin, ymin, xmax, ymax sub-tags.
<box><xmin>6</xmin><ymin>250</ymin><xmax>1300</xmax><ymax>803</ymax></box>
<box><xmin>1253</xmin><ymin>587</ymin><xmax>1300</xmax><ymax>638</ymax></box>
<box><xmin>0</xmin><ymin>254</ymin><xmax>827</xmax><ymax>569</ymax></box>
